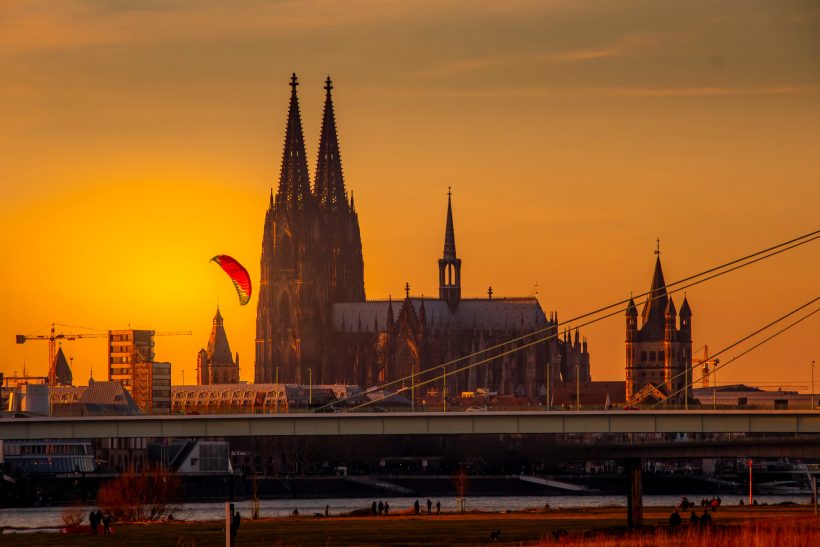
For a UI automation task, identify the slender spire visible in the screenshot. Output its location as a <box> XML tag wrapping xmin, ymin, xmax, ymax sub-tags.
<box><xmin>640</xmin><ymin>254</ymin><xmax>669</xmax><ymax>336</ymax></box>
<box><xmin>443</xmin><ymin>187</ymin><xmax>457</xmax><ymax>261</ymax></box>
<box><xmin>680</xmin><ymin>295</ymin><xmax>692</xmax><ymax>317</ymax></box>
<box><xmin>315</xmin><ymin>76</ymin><xmax>348</xmax><ymax>210</ymax></box>
<box><xmin>277</xmin><ymin>73</ymin><xmax>311</xmax><ymax>207</ymax></box>
<box><xmin>626</xmin><ymin>295</ymin><xmax>638</xmax><ymax>317</ymax></box>
<box><xmin>438</xmin><ymin>187</ymin><xmax>462</xmax><ymax>310</ymax></box>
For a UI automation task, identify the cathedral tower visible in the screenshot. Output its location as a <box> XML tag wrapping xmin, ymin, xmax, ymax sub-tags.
<box><xmin>256</xmin><ymin>75</ymin><xmax>365</xmax><ymax>385</ymax></box>
<box><xmin>314</xmin><ymin>76</ymin><xmax>365</xmax><ymax>304</ymax></box>
<box><xmin>255</xmin><ymin>74</ymin><xmax>326</xmax><ymax>384</ymax></box>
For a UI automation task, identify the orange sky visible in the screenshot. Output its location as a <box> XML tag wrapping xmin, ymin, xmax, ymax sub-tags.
<box><xmin>1</xmin><ymin>0</ymin><xmax>818</xmax><ymax>390</ymax></box>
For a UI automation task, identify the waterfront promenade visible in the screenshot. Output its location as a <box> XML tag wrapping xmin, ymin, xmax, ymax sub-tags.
<box><xmin>3</xmin><ymin>504</ymin><xmax>819</xmax><ymax>546</ymax></box>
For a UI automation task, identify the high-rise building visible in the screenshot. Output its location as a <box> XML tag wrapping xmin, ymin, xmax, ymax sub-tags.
<box><xmin>108</xmin><ymin>329</ymin><xmax>155</xmax><ymax>389</ymax></box>
<box><xmin>197</xmin><ymin>308</ymin><xmax>239</xmax><ymax>384</ymax></box>
<box><xmin>254</xmin><ymin>74</ymin><xmax>591</xmax><ymax>399</ymax></box>
<box><xmin>625</xmin><ymin>253</ymin><xmax>693</xmax><ymax>403</ymax></box>
<box><xmin>108</xmin><ymin>329</ymin><xmax>171</xmax><ymax>414</ymax></box>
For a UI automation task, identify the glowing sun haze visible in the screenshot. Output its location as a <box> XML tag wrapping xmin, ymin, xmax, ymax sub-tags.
<box><xmin>1</xmin><ymin>0</ymin><xmax>818</xmax><ymax>388</ymax></box>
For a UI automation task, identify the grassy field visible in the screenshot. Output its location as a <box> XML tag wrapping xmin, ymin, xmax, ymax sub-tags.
<box><xmin>2</xmin><ymin>505</ymin><xmax>819</xmax><ymax>546</ymax></box>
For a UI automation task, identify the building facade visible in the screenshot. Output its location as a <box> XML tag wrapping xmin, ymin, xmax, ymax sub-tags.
<box><xmin>625</xmin><ymin>255</ymin><xmax>693</xmax><ymax>403</ymax></box>
<box><xmin>197</xmin><ymin>308</ymin><xmax>240</xmax><ymax>385</ymax></box>
<box><xmin>254</xmin><ymin>74</ymin><xmax>590</xmax><ymax>400</ymax></box>
<box><xmin>107</xmin><ymin>330</ymin><xmax>171</xmax><ymax>414</ymax></box>
<box><xmin>108</xmin><ymin>329</ymin><xmax>155</xmax><ymax>390</ymax></box>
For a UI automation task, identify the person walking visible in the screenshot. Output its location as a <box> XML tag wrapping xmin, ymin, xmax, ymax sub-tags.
<box><xmin>414</xmin><ymin>499</ymin><xmax>420</xmax><ymax>515</ymax></box>
<box><xmin>230</xmin><ymin>511</ymin><xmax>241</xmax><ymax>547</ymax></box>
<box><xmin>372</xmin><ymin>501</ymin><xmax>378</xmax><ymax>516</ymax></box>
<box><xmin>384</xmin><ymin>502</ymin><xmax>390</xmax><ymax>516</ymax></box>
<box><xmin>689</xmin><ymin>511</ymin><xmax>698</xmax><ymax>525</ymax></box>
<box><xmin>325</xmin><ymin>504</ymin><xmax>329</xmax><ymax>517</ymax></box>
<box><xmin>436</xmin><ymin>501</ymin><xmax>441</xmax><ymax>515</ymax></box>
<box><xmin>88</xmin><ymin>510</ymin><xmax>99</xmax><ymax>535</ymax></box>
<box><xmin>427</xmin><ymin>499</ymin><xmax>432</xmax><ymax>514</ymax></box>
<box><xmin>102</xmin><ymin>513</ymin><xmax>111</xmax><ymax>535</ymax></box>
<box><xmin>700</xmin><ymin>509</ymin><xmax>712</xmax><ymax>527</ymax></box>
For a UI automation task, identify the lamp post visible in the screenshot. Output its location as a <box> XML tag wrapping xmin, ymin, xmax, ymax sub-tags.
<box><xmin>442</xmin><ymin>364</ymin><xmax>446</xmax><ymax>414</ymax></box>
<box><xmin>308</xmin><ymin>368</ymin><xmax>312</xmax><ymax>407</ymax></box>
<box><xmin>275</xmin><ymin>367</ymin><xmax>280</xmax><ymax>414</ymax></box>
<box><xmin>546</xmin><ymin>360</ymin><xmax>551</xmax><ymax>410</ymax></box>
<box><xmin>411</xmin><ymin>369</ymin><xmax>415</xmax><ymax>412</ymax></box>
<box><xmin>748</xmin><ymin>459</ymin><xmax>754</xmax><ymax>505</ymax></box>
<box><xmin>812</xmin><ymin>360</ymin><xmax>815</xmax><ymax>410</ymax></box>
<box><xmin>575</xmin><ymin>363</ymin><xmax>580</xmax><ymax>411</ymax></box>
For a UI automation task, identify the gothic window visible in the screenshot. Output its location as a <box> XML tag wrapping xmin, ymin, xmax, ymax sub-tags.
<box><xmin>279</xmin><ymin>292</ymin><xmax>291</xmax><ymax>328</ymax></box>
<box><xmin>659</xmin><ymin>350</ymin><xmax>665</xmax><ymax>362</ymax></box>
<box><xmin>649</xmin><ymin>351</ymin><xmax>656</xmax><ymax>362</ymax></box>
<box><xmin>641</xmin><ymin>351</ymin><xmax>647</xmax><ymax>362</ymax></box>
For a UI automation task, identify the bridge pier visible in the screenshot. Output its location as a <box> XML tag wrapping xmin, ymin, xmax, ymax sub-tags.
<box><xmin>625</xmin><ymin>458</ymin><xmax>643</xmax><ymax>529</ymax></box>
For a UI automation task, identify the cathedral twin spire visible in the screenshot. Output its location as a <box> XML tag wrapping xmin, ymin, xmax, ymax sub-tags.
<box><xmin>275</xmin><ymin>73</ymin><xmax>350</xmax><ymax>212</ymax></box>
<box><xmin>277</xmin><ymin>73</ymin><xmax>312</xmax><ymax>207</ymax></box>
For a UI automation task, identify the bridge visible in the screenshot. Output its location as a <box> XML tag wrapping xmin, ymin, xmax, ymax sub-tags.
<box><xmin>3</xmin><ymin>410</ymin><xmax>820</xmax><ymax>440</ymax></box>
<box><xmin>4</xmin><ymin>410</ymin><xmax>819</xmax><ymax>528</ymax></box>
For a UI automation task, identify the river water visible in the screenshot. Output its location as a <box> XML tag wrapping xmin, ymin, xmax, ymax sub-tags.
<box><xmin>0</xmin><ymin>494</ymin><xmax>809</xmax><ymax>530</ymax></box>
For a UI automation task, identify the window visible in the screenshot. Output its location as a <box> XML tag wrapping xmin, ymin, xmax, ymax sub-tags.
<box><xmin>659</xmin><ymin>350</ymin><xmax>665</xmax><ymax>361</ymax></box>
<box><xmin>649</xmin><ymin>351</ymin><xmax>656</xmax><ymax>361</ymax></box>
<box><xmin>640</xmin><ymin>351</ymin><xmax>647</xmax><ymax>363</ymax></box>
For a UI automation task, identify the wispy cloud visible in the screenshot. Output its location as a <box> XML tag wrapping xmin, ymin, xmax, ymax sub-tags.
<box><xmin>0</xmin><ymin>0</ymin><xmax>578</xmax><ymax>54</ymax></box>
<box><xmin>416</xmin><ymin>31</ymin><xmax>682</xmax><ymax>78</ymax></box>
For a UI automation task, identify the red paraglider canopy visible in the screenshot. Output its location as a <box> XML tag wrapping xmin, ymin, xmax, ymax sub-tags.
<box><xmin>211</xmin><ymin>255</ymin><xmax>252</xmax><ymax>305</ymax></box>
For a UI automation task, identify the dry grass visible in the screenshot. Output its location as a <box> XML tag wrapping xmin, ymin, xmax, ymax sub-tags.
<box><xmin>3</xmin><ymin>505</ymin><xmax>819</xmax><ymax>546</ymax></box>
<box><xmin>540</xmin><ymin>517</ymin><xmax>820</xmax><ymax>546</ymax></box>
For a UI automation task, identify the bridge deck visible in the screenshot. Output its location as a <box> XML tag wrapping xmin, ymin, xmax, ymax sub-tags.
<box><xmin>2</xmin><ymin>410</ymin><xmax>820</xmax><ymax>440</ymax></box>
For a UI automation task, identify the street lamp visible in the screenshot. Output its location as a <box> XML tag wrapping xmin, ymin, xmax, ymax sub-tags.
<box><xmin>575</xmin><ymin>362</ymin><xmax>580</xmax><ymax>411</ymax></box>
<box><xmin>812</xmin><ymin>360</ymin><xmax>816</xmax><ymax>410</ymax></box>
<box><xmin>275</xmin><ymin>367</ymin><xmax>280</xmax><ymax>414</ymax></box>
<box><xmin>748</xmin><ymin>459</ymin><xmax>754</xmax><ymax>505</ymax></box>
<box><xmin>308</xmin><ymin>368</ymin><xmax>312</xmax><ymax>407</ymax></box>
<box><xmin>411</xmin><ymin>368</ymin><xmax>415</xmax><ymax>412</ymax></box>
<box><xmin>442</xmin><ymin>364</ymin><xmax>446</xmax><ymax>414</ymax></box>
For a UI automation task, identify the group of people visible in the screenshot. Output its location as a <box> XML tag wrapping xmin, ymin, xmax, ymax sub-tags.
<box><xmin>413</xmin><ymin>499</ymin><xmax>441</xmax><ymax>515</ymax></box>
<box><xmin>669</xmin><ymin>508</ymin><xmax>713</xmax><ymax>528</ymax></box>
<box><xmin>88</xmin><ymin>509</ymin><xmax>112</xmax><ymax>535</ymax></box>
<box><xmin>368</xmin><ymin>499</ymin><xmax>443</xmax><ymax>516</ymax></box>
<box><xmin>679</xmin><ymin>496</ymin><xmax>721</xmax><ymax>513</ymax></box>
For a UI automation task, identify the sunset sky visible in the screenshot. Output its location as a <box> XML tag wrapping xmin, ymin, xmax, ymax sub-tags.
<box><xmin>1</xmin><ymin>0</ymin><xmax>818</xmax><ymax>390</ymax></box>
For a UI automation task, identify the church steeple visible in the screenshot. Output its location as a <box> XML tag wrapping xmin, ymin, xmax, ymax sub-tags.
<box><xmin>640</xmin><ymin>245</ymin><xmax>668</xmax><ymax>338</ymax></box>
<box><xmin>315</xmin><ymin>76</ymin><xmax>348</xmax><ymax>210</ymax></box>
<box><xmin>438</xmin><ymin>188</ymin><xmax>462</xmax><ymax>311</ymax></box>
<box><xmin>276</xmin><ymin>73</ymin><xmax>311</xmax><ymax>208</ymax></box>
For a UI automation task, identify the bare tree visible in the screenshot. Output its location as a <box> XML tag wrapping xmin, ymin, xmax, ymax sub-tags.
<box><xmin>451</xmin><ymin>468</ymin><xmax>470</xmax><ymax>512</ymax></box>
<box><xmin>97</xmin><ymin>467</ymin><xmax>179</xmax><ymax>522</ymax></box>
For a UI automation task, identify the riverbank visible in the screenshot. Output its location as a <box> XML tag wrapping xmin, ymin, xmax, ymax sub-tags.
<box><xmin>2</xmin><ymin>504</ymin><xmax>818</xmax><ymax>546</ymax></box>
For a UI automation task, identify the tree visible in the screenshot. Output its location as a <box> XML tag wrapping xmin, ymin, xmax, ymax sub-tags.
<box><xmin>452</xmin><ymin>468</ymin><xmax>470</xmax><ymax>512</ymax></box>
<box><xmin>97</xmin><ymin>467</ymin><xmax>179</xmax><ymax>522</ymax></box>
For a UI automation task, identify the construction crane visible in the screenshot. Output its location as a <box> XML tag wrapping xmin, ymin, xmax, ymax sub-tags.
<box><xmin>15</xmin><ymin>323</ymin><xmax>107</xmax><ymax>386</ymax></box>
<box><xmin>16</xmin><ymin>325</ymin><xmax>192</xmax><ymax>387</ymax></box>
<box><xmin>694</xmin><ymin>345</ymin><xmax>719</xmax><ymax>389</ymax></box>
